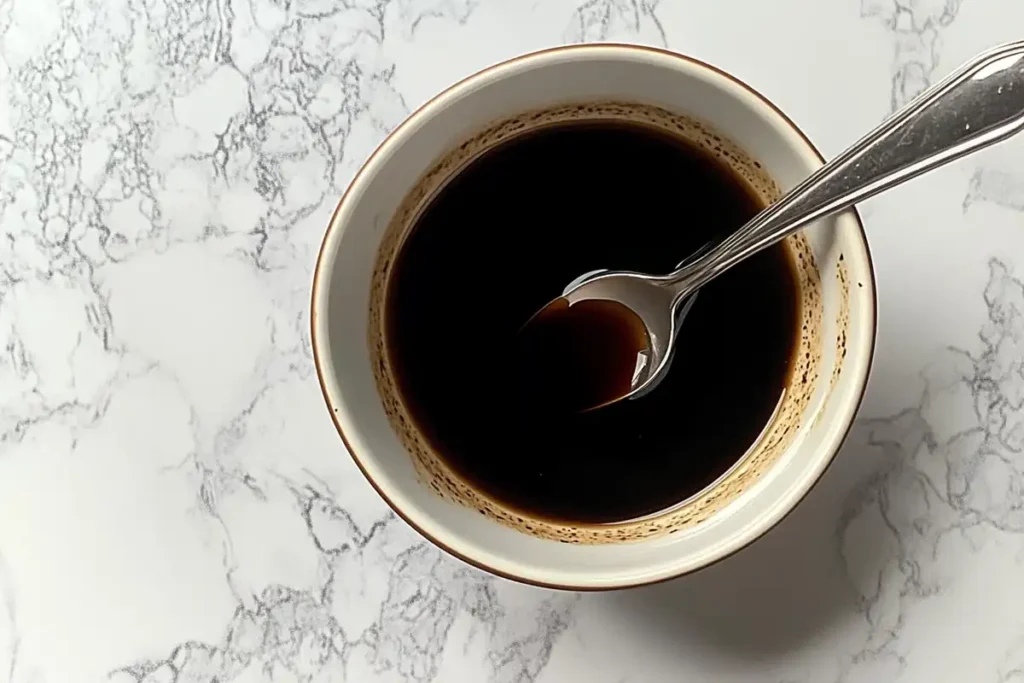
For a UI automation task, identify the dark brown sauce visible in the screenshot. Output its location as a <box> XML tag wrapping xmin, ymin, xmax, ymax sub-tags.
<box><xmin>515</xmin><ymin>297</ymin><xmax>649</xmax><ymax>413</ymax></box>
<box><xmin>385</xmin><ymin>119</ymin><xmax>799</xmax><ymax>524</ymax></box>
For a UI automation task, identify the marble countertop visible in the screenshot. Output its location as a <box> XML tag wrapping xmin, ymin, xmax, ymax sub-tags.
<box><xmin>3</xmin><ymin>0</ymin><xmax>1024</xmax><ymax>681</ymax></box>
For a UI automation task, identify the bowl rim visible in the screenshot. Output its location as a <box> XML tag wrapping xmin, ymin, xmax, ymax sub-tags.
<box><xmin>310</xmin><ymin>43</ymin><xmax>878</xmax><ymax>591</ymax></box>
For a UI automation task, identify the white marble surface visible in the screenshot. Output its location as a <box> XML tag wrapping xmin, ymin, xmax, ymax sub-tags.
<box><xmin>4</xmin><ymin>0</ymin><xmax>1024</xmax><ymax>681</ymax></box>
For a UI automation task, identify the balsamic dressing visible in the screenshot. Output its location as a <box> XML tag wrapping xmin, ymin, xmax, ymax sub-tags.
<box><xmin>386</xmin><ymin>120</ymin><xmax>799</xmax><ymax>524</ymax></box>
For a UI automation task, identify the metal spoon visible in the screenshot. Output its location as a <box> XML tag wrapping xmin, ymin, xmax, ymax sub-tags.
<box><xmin>538</xmin><ymin>40</ymin><xmax>1024</xmax><ymax>411</ymax></box>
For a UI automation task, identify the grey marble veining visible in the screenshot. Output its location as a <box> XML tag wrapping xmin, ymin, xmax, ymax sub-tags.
<box><xmin>861</xmin><ymin>0</ymin><xmax>966</xmax><ymax>110</ymax></box>
<box><xmin>3</xmin><ymin>0</ymin><xmax>1024</xmax><ymax>681</ymax></box>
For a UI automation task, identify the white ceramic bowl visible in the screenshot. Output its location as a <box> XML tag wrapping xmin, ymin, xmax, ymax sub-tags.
<box><xmin>311</xmin><ymin>44</ymin><xmax>876</xmax><ymax>590</ymax></box>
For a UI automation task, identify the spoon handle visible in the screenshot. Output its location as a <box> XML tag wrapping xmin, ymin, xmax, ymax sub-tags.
<box><xmin>672</xmin><ymin>40</ymin><xmax>1024</xmax><ymax>296</ymax></box>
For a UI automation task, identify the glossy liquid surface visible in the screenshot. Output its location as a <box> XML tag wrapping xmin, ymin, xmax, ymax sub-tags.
<box><xmin>386</xmin><ymin>120</ymin><xmax>799</xmax><ymax>524</ymax></box>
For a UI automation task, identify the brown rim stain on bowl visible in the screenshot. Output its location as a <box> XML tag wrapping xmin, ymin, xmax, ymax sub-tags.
<box><xmin>368</xmin><ymin>100</ymin><xmax>825</xmax><ymax>544</ymax></box>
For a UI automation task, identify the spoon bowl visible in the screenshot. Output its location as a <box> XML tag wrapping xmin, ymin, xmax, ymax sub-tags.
<box><xmin>558</xmin><ymin>271</ymin><xmax>672</xmax><ymax>409</ymax></box>
<box><xmin>548</xmin><ymin>270</ymin><xmax>701</xmax><ymax>409</ymax></box>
